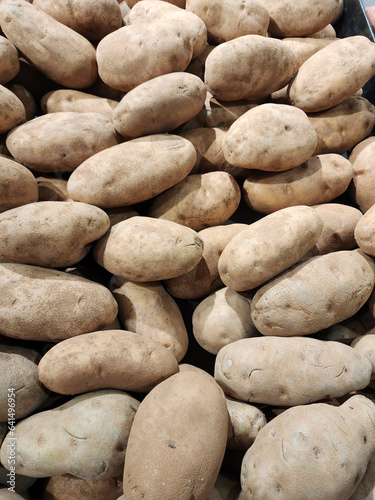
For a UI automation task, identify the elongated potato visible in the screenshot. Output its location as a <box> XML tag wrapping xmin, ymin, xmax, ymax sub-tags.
<box><xmin>352</xmin><ymin>333</ymin><xmax>375</xmax><ymax>390</ymax></box>
<box><xmin>43</xmin><ymin>476</ymin><xmax>123</xmax><ymax>500</ymax></box>
<box><xmin>0</xmin><ymin>157</ymin><xmax>38</xmax><ymax>213</ymax></box>
<box><xmin>251</xmin><ymin>249</ymin><xmax>375</xmax><ymax>337</ymax></box>
<box><xmin>348</xmin><ymin>137</ymin><xmax>375</xmax><ymax>213</ymax></box>
<box><xmin>215</xmin><ymin>336</ymin><xmax>372</xmax><ymax>406</ymax></box>
<box><xmin>0</xmin><ymin>35</ymin><xmax>19</xmax><ymax>84</ymax></box>
<box><xmin>0</xmin><ymin>85</ymin><xmax>25</xmax><ymax>133</ymax></box>
<box><xmin>109</xmin><ymin>278</ymin><xmax>189</xmax><ymax>362</ymax></box>
<box><xmin>222</xmin><ymin>103</ymin><xmax>317</xmax><ymax>171</ymax></box>
<box><xmin>243</xmin><ymin>154</ymin><xmax>353</xmax><ymax>214</ymax></box>
<box><xmin>123</xmin><ymin>371</ymin><xmax>228</xmax><ymax>500</ymax></box>
<box><xmin>113</xmin><ymin>72</ymin><xmax>206</xmax><ymax>138</ymax></box>
<box><xmin>93</xmin><ymin>217</ymin><xmax>203</xmax><ymax>281</ymax></box>
<box><xmin>218</xmin><ymin>206</ymin><xmax>323</xmax><ymax>290</ymax></box>
<box><xmin>148</xmin><ymin>172</ymin><xmax>241</xmax><ymax>231</ymax></box>
<box><xmin>6</xmin><ymin>112</ymin><xmax>121</xmax><ymax>173</ymax></box>
<box><xmin>0</xmin><ymin>0</ymin><xmax>98</xmax><ymax>89</ymax></box>
<box><xmin>67</xmin><ymin>134</ymin><xmax>196</xmax><ymax>208</ymax></box>
<box><xmin>281</xmin><ymin>37</ymin><xmax>337</xmax><ymax>68</ymax></box>
<box><xmin>355</xmin><ymin>204</ymin><xmax>375</xmax><ymax>257</ymax></box>
<box><xmin>288</xmin><ymin>36</ymin><xmax>375</xmax><ymax>112</ymax></box>
<box><xmin>204</xmin><ymin>35</ymin><xmax>297</xmax><ymax>101</ymax></box>
<box><xmin>0</xmin><ymin>263</ymin><xmax>118</xmax><ymax>341</ymax></box>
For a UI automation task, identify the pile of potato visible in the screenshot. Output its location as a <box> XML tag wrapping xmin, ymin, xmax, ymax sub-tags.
<box><xmin>2</xmin><ymin>0</ymin><xmax>375</xmax><ymax>498</ymax></box>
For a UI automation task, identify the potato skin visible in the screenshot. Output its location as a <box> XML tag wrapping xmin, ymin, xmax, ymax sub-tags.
<box><xmin>243</xmin><ymin>154</ymin><xmax>353</xmax><ymax>214</ymax></box>
<box><xmin>0</xmin><ymin>85</ymin><xmax>25</xmax><ymax>133</ymax></box>
<box><xmin>281</xmin><ymin>37</ymin><xmax>337</xmax><ymax>68</ymax></box>
<box><xmin>218</xmin><ymin>206</ymin><xmax>323</xmax><ymax>291</ymax></box>
<box><xmin>0</xmin><ymin>263</ymin><xmax>118</xmax><ymax>341</ymax></box>
<box><xmin>0</xmin><ymin>157</ymin><xmax>38</xmax><ymax>213</ymax></box>
<box><xmin>348</xmin><ymin>137</ymin><xmax>375</xmax><ymax>213</ymax></box>
<box><xmin>204</xmin><ymin>35</ymin><xmax>297</xmax><ymax>101</ymax></box>
<box><xmin>38</xmin><ymin>330</ymin><xmax>179</xmax><ymax>394</ymax></box>
<box><xmin>113</xmin><ymin>72</ymin><xmax>206</xmax><ymax>138</ymax></box>
<box><xmin>214</xmin><ymin>336</ymin><xmax>372</xmax><ymax>406</ymax></box>
<box><xmin>241</xmin><ymin>395</ymin><xmax>375</xmax><ymax>500</ymax></box>
<box><xmin>0</xmin><ymin>0</ymin><xmax>98</xmax><ymax>89</ymax></box>
<box><xmin>43</xmin><ymin>475</ymin><xmax>123</xmax><ymax>500</ymax></box>
<box><xmin>0</xmin><ymin>35</ymin><xmax>19</xmax><ymax>84</ymax></box>
<box><xmin>355</xmin><ymin>204</ymin><xmax>375</xmax><ymax>258</ymax></box>
<box><xmin>226</xmin><ymin>397</ymin><xmax>266</xmax><ymax>450</ymax></box>
<box><xmin>123</xmin><ymin>371</ymin><xmax>229</xmax><ymax>500</ymax></box>
<box><xmin>251</xmin><ymin>249</ymin><xmax>375</xmax><ymax>337</ymax></box>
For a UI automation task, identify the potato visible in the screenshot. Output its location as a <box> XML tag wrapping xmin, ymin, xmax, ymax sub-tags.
<box><xmin>185</xmin><ymin>0</ymin><xmax>269</xmax><ymax>44</ymax></box>
<box><xmin>124</xmin><ymin>0</ymin><xmax>207</xmax><ymax>59</ymax></box>
<box><xmin>218</xmin><ymin>205</ymin><xmax>323</xmax><ymax>290</ymax></box>
<box><xmin>215</xmin><ymin>336</ymin><xmax>372</xmax><ymax>406</ymax></box>
<box><xmin>0</xmin><ymin>201</ymin><xmax>110</xmax><ymax>268</ymax></box>
<box><xmin>43</xmin><ymin>475</ymin><xmax>123</xmax><ymax>500</ymax></box>
<box><xmin>0</xmin><ymin>390</ymin><xmax>139</xmax><ymax>480</ymax></box>
<box><xmin>222</xmin><ymin>103</ymin><xmax>317</xmax><ymax>171</ymax></box>
<box><xmin>32</xmin><ymin>0</ymin><xmax>122</xmax><ymax>40</ymax></box>
<box><xmin>355</xmin><ymin>204</ymin><xmax>375</xmax><ymax>258</ymax></box>
<box><xmin>0</xmin><ymin>0</ymin><xmax>98</xmax><ymax>89</ymax></box>
<box><xmin>0</xmin><ymin>262</ymin><xmax>118</xmax><ymax>341</ymax></box>
<box><xmin>36</xmin><ymin>177</ymin><xmax>69</xmax><ymax>202</ymax></box>
<box><xmin>243</xmin><ymin>154</ymin><xmax>353</xmax><ymax>214</ymax></box>
<box><xmin>288</xmin><ymin>36</ymin><xmax>375</xmax><ymax>112</ymax></box>
<box><xmin>348</xmin><ymin>137</ymin><xmax>375</xmax><ymax>213</ymax></box>
<box><xmin>96</xmin><ymin>20</ymin><xmax>193</xmax><ymax>92</ymax></box>
<box><xmin>0</xmin><ymin>36</ymin><xmax>19</xmax><ymax>84</ymax></box>
<box><xmin>148</xmin><ymin>171</ymin><xmax>241</xmax><ymax>231</ymax></box>
<box><xmin>308</xmin><ymin>96</ymin><xmax>375</xmax><ymax>155</ymax></box>
<box><xmin>350</xmin><ymin>453</ymin><xmax>375</xmax><ymax>500</ymax></box>
<box><xmin>123</xmin><ymin>371</ymin><xmax>228</xmax><ymax>500</ymax></box>
<box><xmin>251</xmin><ymin>249</ymin><xmax>375</xmax><ymax>337</ymax></box>
<box><xmin>352</xmin><ymin>334</ymin><xmax>375</xmax><ymax>390</ymax></box>
<box><xmin>109</xmin><ymin>278</ymin><xmax>188</xmax><ymax>362</ymax></box>
<box><xmin>261</xmin><ymin>0</ymin><xmax>343</xmax><ymax>37</ymax></box>
<box><xmin>38</xmin><ymin>329</ymin><xmax>179</xmax><ymax>394</ymax></box>
<box><xmin>113</xmin><ymin>72</ymin><xmax>206</xmax><ymax>138</ymax></box>
<box><xmin>164</xmin><ymin>223</ymin><xmax>248</xmax><ymax>300</ymax></box>
<box><xmin>0</xmin><ymin>85</ymin><xmax>25</xmax><ymax>134</ymax></box>
<box><xmin>93</xmin><ymin>216</ymin><xmax>203</xmax><ymax>281</ymax></box>
<box><xmin>312</xmin><ymin>203</ymin><xmax>363</xmax><ymax>255</ymax></box>
<box><xmin>241</xmin><ymin>395</ymin><xmax>375</xmax><ymax>500</ymax></box>
<box><xmin>310</xmin><ymin>24</ymin><xmax>337</xmax><ymax>38</ymax></box>
<box><xmin>226</xmin><ymin>397</ymin><xmax>266</xmax><ymax>451</ymax></box>
<box><xmin>204</xmin><ymin>35</ymin><xmax>297</xmax><ymax>101</ymax></box>
<box><xmin>67</xmin><ymin>134</ymin><xmax>196</xmax><ymax>208</ymax></box>
<box><xmin>8</xmin><ymin>84</ymin><xmax>36</xmax><ymax>121</ymax></box>
<box><xmin>192</xmin><ymin>287</ymin><xmax>258</xmax><ymax>354</ymax></box>
<box><xmin>41</xmin><ymin>89</ymin><xmax>118</xmax><ymax>119</ymax></box>
<box><xmin>105</xmin><ymin>206</ymin><xmax>139</xmax><ymax>226</ymax></box>
<box><xmin>0</xmin><ymin>157</ymin><xmax>38</xmax><ymax>213</ymax></box>
<box><xmin>0</xmin><ymin>344</ymin><xmax>49</xmax><ymax>422</ymax></box>
<box><xmin>201</xmin><ymin>97</ymin><xmax>258</xmax><ymax>129</ymax></box>
<box><xmin>281</xmin><ymin>37</ymin><xmax>337</xmax><ymax>68</ymax></box>
<box><xmin>6</xmin><ymin>112</ymin><xmax>121</xmax><ymax>173</ymax></box>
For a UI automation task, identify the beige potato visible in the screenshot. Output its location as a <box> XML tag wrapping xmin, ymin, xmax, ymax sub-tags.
<box><xmin>6</xmin><ymin>112</ymin><xmax>121</xmax><ymax>173</ymax></box>
<box><xmin>204</xmin><ymin>35</ymin><xmax>297</xmax><ymax>101</ymax></box>
<box><xmin>226</xmin><ymin>397</ymin><xmax>266</xmax><ymax>451</ymax></box>
<box><xmin>0</xmin><ymin>36</ymin><xmax>19</xmax><ymax>84</ymax></box>
<box><xmin>281</xmin><ymin>37</ymin><xmax>337</xmax><ymax>68</ymax></box>
<box><xmin>218</xmin><ymin>206</ymin><xmax>323</xmax><ymax>290</ymax></box>
<box><xmin>0</xmin><ymin>0</ymin><xmax>98</xmax><ymax>89</ymax></box>
<box><xmin>41</xmin><ymin>89</ymin><xmax>118</xmax><ymax>120</ymax></box>
<box><xmin>96</xmin><ymin>20</ymin><xmax>193</xmax><ymax>92</ymax></box>
<box><xmin>0</xmin><ymin>262</ymin><xmax>118</xmax><ymax>341</ymax></box>
<box><xmin>0</xmin><ymin>201</ymin><xmax>110</xmax><ymax>267</ymax></box>
<box><xmin>309</xmin><ymin>23</ymin><xmax>337</xmax><ymax>38</ymax></box>
<box><xmin>164</xmin><ymin>223</ymin><xmax>248</xmax><ymax>300</ymax></box>
<box><xmin>243</xmin><ymin>154</ymin><xmax>353</xmax><ymax>214</ymax></box>
<box><xmin>0</xmin><ymin>390</ymin><xmax>139</xmax><ymax>480</ymax></box>
<box><xmin>261</xmin><ymin>0</ymin><xmax>343</xmax><ymax>37</ymax></box>
<box><xmin>32</xmin><ymin>0</ymin><xmax>122</xmax><ymax>40</ymax></box>
<box><xmin>0</xmin><ymin>157</ymin><xmax>38</xmax><ymax>213</ymax></box>
<box><xmin>148</xmin><ymin>172</ymin><xmax>241</xmax><ymax>231</ymax></box>
<box><xmin>215</xmin><ymin>336</ymin><xmax>372</xmax><ymax>406</ymax></box>
<box><xmin>123</xmin><ymin>371</ymin><xmax>228</xmax><ymax>500</ymax></box>
<box><xmin>36</xmin><ymin>177</ymin><xmax>69</xmax><ymax>201</ymax></box>
<box><xmin>288</xmin><ymin>36</ymin><xmax>375</xmax><ymax>112</ymax></box>
<box><xmin>8</xmin><ymin>84</ymin><xmax>36</xmax><ymax>121</ymax></box>
<box><xmin>352</xmin><ymin>334</ymin><xmax>375</xmax><ymax>390</ymax></box>
<box><xmin>192</xmin><ymin>287</ymin><xmax>258</xmax><ymax>355</ymax></box>
<box><xmin>93</xmin><ymin>216</ymin><xmax>203</xmax><ymax>281</ymax></box>
<box><xmin>350</xmin><ymin>453</ymin><xmax>375</xmax><ymax>500</ymax></box>
<box><xmin>241</xmin><ymin>395</ymin><xmax>375</xmax><ymax>500</ymax></box>
<box><xmin>113</xmin><ymin>72</ymin><xmax>206</xmax><ymax>138</ymax></box>
<box><xmin>0</xmin><ymin>344</ymin><xmax>49</xmax><ymax>422</ymax></box>
<box><xmin>348</xmin><ymin>137</ymin><xmax>375</xmax><ymax>213</ymax></box>
<box><xmin>222</xmin><ymin>103</ymin><xmax>317</xmax><ymax>171</ymax></box>
<box><xmin>43</xmin><ymin>475</ymin><xmax>123</xmax><ymax>500</ymax></box>
<box><xmin>38</xmin><ymin>329</ymin><xmax>179</xmax><ymax>394</ymax></box>
<box><xmin>186</xmin><ymin>0</ymin><xmax>269</xmax><ymax>44</ymax></box>
<box><xmin>0</xmin><ymin>85</ymin><xmax>25</xmax><ymax>134</ymax></box>
<box><xmin>355</xmin><ymin>204</ymin><xmax>375</xmax><ymax>257</ymax></box>
<box><xmin>312</xmin><ymin>203</ymin><xmax>363</xmax><ymax>255</ymax></box>
<box><xmin>67</xmin><ymin>134</ymin><xmax>196</xmax><ymax>208</ymax></box>
<box><xmin>105</xmin><ymin>206</ymin><xmax>139</xmax><ymax>226</ymax></box>
<box><xmin>251</xmin><ymin>249</ymin><xmax>375</xmax><ymax>337</ymax></box>
<box><xmin>308</xmin><ymin>96</ymin><xmax>375</xmax><ymax>155</ymax></box>
<box><xmin>109</xmin><ymin>278</ymin><xmax>189</xmax><ymax>362</ymax></box>
<box><xmin>201</xmin><ymin>96</ymin><xmax>258</xmax><ymax>129</ymax></box>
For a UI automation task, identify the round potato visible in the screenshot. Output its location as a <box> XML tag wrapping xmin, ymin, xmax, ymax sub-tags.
<box><xmin>0</xmin><ymin>85</ymin><xmax>25</xmax><ymax>134</ymax></box>
<box><xmin>243</xmin><ymin>154</ymin><xmax>353</xmax><ymax>214</ymax></box>
<box><xmin>226</xmin><ymin>397</ymin><xmax>266</xmax><ymax>451</ymax></box>
<box><xmin>147</xmin><ymin>172</ymin><xmax>241</xmax><ymax>231</ymax></box>
<box><xmin>67</xmin><ymin>134</ymin><xmax>196</xmax><ymax>208</ymax></box>
<box><xmin>222</xmin><ymin>103</ymin><xmax>317</xmax><ymax>171</ymax></box>
<box><xmin>113</xmin><ymin>72</ymin><xmax>206</xmax><ymax>138</ymax></box>
<box><xmin>355</xmin><ymin>204</ymin><xmax>375</xmax><ymax>257</ymax></box>
<box><xmin>0</xmin><ymin>36</ymin><xmax>19</xmax><ymax>84</ymax></box>
<box><xmin>348</xmin><ymin>136</ymin><xmax>375</xmax><ymax>213</ymax></box>
<box><xmin>0</xmin><ymin>157</ymin><xmax>38</xmax><ymax>213</ymax></box>
<box><xmin>93</xmin><ymin>216</ymin><xmax>203</xmax><ymax>282</ymax></box>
